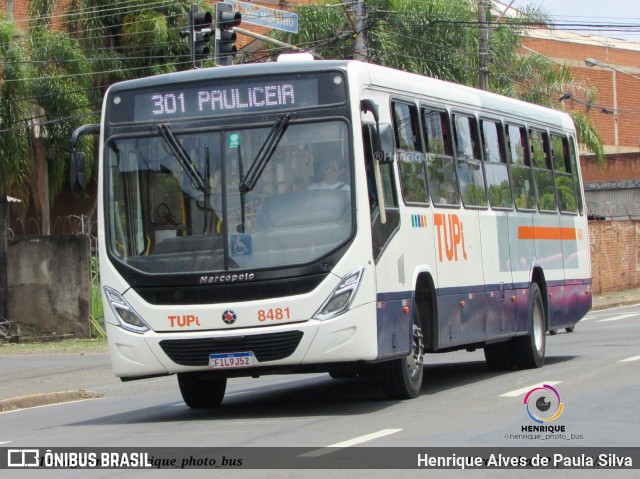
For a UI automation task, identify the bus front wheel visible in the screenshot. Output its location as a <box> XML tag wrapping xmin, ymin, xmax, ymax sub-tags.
<box><xmin>381</xmin><ymin>313</ymin><xmax>424</xmax><ymax>399</ymax></box>
<box><xmin>178</xmin><ymin>372</ymin><xmax>227</xmax><ymax>408</ymax></box>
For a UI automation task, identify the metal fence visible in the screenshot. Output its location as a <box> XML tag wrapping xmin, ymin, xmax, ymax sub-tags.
<box><xmin>9</xmin><ymin>214</ymin><xmax>97</xmax><ymax>238</ymax></box>
<box><xmin>586</xmin><ymin>201</ymin><xmax>640</xmax><ymax>221</ymax></box>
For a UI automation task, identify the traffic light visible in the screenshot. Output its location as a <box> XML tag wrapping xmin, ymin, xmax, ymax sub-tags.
<box><xmin>215</xmin><ymin>2</ymin><xmax>241</xmax><ymax>67</ymax></box>
<box><xmin>181</xmin><ymin>5</ymin><xmax>213</xmax><ymax>67</ymax></box>
<box><xmin>193</xmin><ymin>10</ymin><xmax>213</xmax><ymax>63</ymax></box>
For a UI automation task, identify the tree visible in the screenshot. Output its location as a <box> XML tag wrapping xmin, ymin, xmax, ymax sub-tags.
<box><xmin>0</xmin><ymin>0</ymin><xmax>203</xmax><ymax>229</ymax></box>
<box><xmin>0</xmin><ymin>16</ymin><xmax>31</xmax><ymax>320</ymax></box>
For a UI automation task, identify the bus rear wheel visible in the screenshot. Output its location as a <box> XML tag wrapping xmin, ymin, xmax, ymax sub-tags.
<box><xmin>513</xmin><ymin>283</ymin><xmax>546</xmax><ymax>369</ymax></box>
<box><xmin>381</xmin><ymin>313</ymin><xmax>424</xmax><ymax>399</ymax></box>
<box><xmin>177</xmin><ymin>372</ymin><xmax>227</xmax><ymax>408</ymax></box>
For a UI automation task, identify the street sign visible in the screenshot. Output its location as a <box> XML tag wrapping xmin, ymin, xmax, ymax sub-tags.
<box><xmin>224</xmin><ymin>0</ymin><xmax>298</xmax><ymax>34</ymax></box>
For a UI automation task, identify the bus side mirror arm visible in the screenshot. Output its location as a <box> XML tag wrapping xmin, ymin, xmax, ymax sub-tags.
<box><xmin>360</xmin><ymin>99</ymin><xmax>382</xmax><ymax>157</ymax></box>
<box><xmin>361</xmin><ymin>100</ymin><xmax>388</xmax><ymax>224</ymax></box>
<box><xmin>70</xmin><ymin>123</ymin><xmax>99</xmax><ymax>195</ymax></box>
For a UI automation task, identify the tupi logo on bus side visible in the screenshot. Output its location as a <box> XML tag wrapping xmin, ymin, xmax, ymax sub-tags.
<box><xmin>434</xmin><ymin>213</ymin><xmax>468</xmax><ymax>262</ymax></box>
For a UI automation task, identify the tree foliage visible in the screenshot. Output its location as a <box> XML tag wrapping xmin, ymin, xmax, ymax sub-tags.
<box><xmin>0</xmin><ymin>18</ymin><xmax>31</xmax><ymax>195</ymax></box>
<box><xmin>0</xmin><ymin>0</ymin><xmax>204</xmax><ymax>206</ymax></box>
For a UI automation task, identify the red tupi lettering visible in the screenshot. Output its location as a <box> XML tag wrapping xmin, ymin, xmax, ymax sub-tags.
<box><xmin>434</xmin><ymin>213</ymin><xmax>468</xmax><ymax>262</ymax></box>
<box><xmin>168</xmin><ymin>315</ymin><xmax>201</xmax><ymax>327</ymax></box>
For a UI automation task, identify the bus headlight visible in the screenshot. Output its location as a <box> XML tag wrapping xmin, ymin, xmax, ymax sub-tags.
<box><xmin>314</xmin><ymin>268</ymin><xmax>364</xmax><ymax>321</ymax></box>
<box><xmin>104</xmin><ymin>286</ymin><xmax>150</xmax><ymax>333</ymax></box>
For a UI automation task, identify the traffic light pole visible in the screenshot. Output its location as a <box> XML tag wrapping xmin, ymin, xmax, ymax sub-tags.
<box><xmin>233</xmin><ymin>27</ymin><xmax>301</xmax><ymax>52</ymax></box>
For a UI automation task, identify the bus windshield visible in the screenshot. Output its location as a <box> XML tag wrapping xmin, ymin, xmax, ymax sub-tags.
<box><xmin>105</xmin><ymin>120</ymin><xmax>353</xmax><ymax>274</ymax></box>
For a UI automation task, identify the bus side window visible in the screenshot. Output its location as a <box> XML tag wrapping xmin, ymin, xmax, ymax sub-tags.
<box><xmin>392</xmin><ymin>101</ymin><xmax>429</xmax><ymax>204</ymax></box>
<box><xmin>530</xmin><ymin>129</ymin><xmax>557</xmax><ymax>212</ymax></box>
<box><xmin>551</xmin><ymin>133</ymin><xmax>577</xmax><ymax>214</ymax></box>
<box><xmin>422</xmin><ymin>107</ymin><xmax>459</xmax><ymax>206</ymax></box>
<box><xmin>481</xmin><ymin>119</ymin><xmax>512</xmax><ymax>209</ymax></box>
<box><xmin>392</xmin><ymin>101</ymin><xmax>420</xmax><ymax>151</ymax></box>
<box><xmin>568</xmin><ymin>137</ymin><xmax>584</xmax><ymax>215</ymax></box>
<box><xmin>506</xmin><ymin>124</ymin><xmax>536</xmax><ymax>210</ymax></box>
<box><xmin>453</xmin><ymin>113</ymin><xmax>487</xmax><ymax>207</ymax></box>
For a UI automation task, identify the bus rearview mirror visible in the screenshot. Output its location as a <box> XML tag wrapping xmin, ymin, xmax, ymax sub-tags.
<box><xmin>70</xmin><ymin>150</ymin><xmax>87</xmax><ymax>195</ymax></box>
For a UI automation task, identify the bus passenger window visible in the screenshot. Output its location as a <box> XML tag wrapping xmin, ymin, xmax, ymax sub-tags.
<box><xmin>453</xmin><ymin>114</ymin><xmax>487</xmax><ymax>207</ymax></box>
<box><xmin>422</xmin><ymin>107</ymin><xmax>459</xmax><ymax>206</ymax></box>
<box><xmin>392</xmin><ymin>101</ymin><xmax>420</xmax><ymax>151</ymax></box>
<box><xmin>506</xmin><ymin>124</ymin><xmax>536</xmax><ymax>210</ymax></box>
<box><xmin>530</xmin><ymin>129</ymin><xmax>557</xmax><ymax>212</ymax></box>
<box><xmin>392</xmin><ymin>101</ymin><xmax>429</xmax><ymax>204</ymax></box>
<box><xmin>551</xmin><ymin>134</ymin><xmax>577</xmax><ymax>213</ymax></box>
<box><xmin>505</xmin><ymin>124</ymin><xmax>527</xmax><ymax>165</ymax></box>
<box><xmin>481</xmin><ymin>120</ymin><xmax>512</xmax><ymax>209</ymax></box>
<box><xmin>529</xmin><ymin>129</ymin><xmax>549</xmax><ymax>169</ymax></box>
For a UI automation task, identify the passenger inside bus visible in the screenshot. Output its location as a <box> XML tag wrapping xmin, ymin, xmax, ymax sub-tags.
<box><xmin>309</xmin><ymin>158</ymin><xmax>350</xmax><ymax>190</ymax></box>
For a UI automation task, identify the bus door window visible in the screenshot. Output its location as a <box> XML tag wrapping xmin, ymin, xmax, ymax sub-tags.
<box><xmin>480</xmin><ymin>119</ymin><xmax>512</xmax><ymax>209</ymax></box>
<box><xmin>391</xmin><ymin>101</ymin><xmax>429</xmax><ymax>204</ymax></box>
<box><xmin>529</xmin><ymin>129</ymin><xmax>557</xmax><ymax>212</ymax></box>
<box><xmin>363</xmin><ymin>123</ymin><xmax>399</xmax><ymax>260</ymax></box>
<box><xmin>422</xmin><ymin>107</ymin><xmax>459</xmax><ymax>206</ymax></box>
<box><xmin>505</xmin><ymin>124</ymin><xmax>536</xmax><ymax>210</ymax></box>
<box><xmin>453</xmin><ymin>113</ymin><xmax>487</xmax><ymax>207</ymax></box>
<box><xmin>550</xmin><ymin>133</ymin><xmax>578</xmax><ymax>214</ymax></box>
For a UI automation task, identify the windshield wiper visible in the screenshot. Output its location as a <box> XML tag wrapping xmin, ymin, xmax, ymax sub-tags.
<box><xmin>157</xmin><ymin>123</ymin><xmax>208</xmax><ymax>194</ymax></box>
<box><xmin>239</xmin><ymin>114</ymin><xmax>290</xmax><ymax>193</ymax></box>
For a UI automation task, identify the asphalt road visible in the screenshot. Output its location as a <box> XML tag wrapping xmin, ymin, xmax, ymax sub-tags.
<box><xmin>0</xmin><ymin>304</ymin><xmax>638</xmax><ymax>478</ymax></box>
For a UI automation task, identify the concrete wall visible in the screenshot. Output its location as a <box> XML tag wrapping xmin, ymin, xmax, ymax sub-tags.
<box><xmin>7</xmin><ymin>235</ymin><xmax>91</xmax><ymax>338</ymax></box>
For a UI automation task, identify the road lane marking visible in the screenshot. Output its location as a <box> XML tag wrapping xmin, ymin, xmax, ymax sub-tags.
<box><xmin>0</xmin><ymin>441</ymin><xmax>12</xmax><ymax>445</ymax></box>
<box><xmin>299</xmin><ymin>429</ymin><xmax>402</xmax><ymax>457</ymax></box>
<box><xmin>500</xmin><ymin>381</ymin><xmax>561</xmax><ymax>398</ymax></box>
<box><xmin>619</xmin><ymin>355</ymin><xmax>640</xmax><ymax>363</ymax></box>
<box><xmin>596</xmin><ymin>313</ymin><xmax>637</xmax><ymax>323</ymax></box>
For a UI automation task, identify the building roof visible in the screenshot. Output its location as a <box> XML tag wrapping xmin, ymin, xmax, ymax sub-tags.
<box><xmin>492</xmin><ymin>1</ymin><xmax>640</xmax><ymax>51</ymax></box>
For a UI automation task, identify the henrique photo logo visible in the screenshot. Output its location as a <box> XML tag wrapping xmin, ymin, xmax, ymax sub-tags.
<box><xmin>524</xmin><ymin>384</ymin><xmax>564</xmax><ymax>424</ymax></box>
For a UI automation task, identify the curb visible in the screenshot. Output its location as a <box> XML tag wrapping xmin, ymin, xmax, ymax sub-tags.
<box><xmin>592</xmin><ymin>298</ymin><xmax>640</xmax><ymax>311</ymax></box>
<box><xmin>0</xmin><ymin>390</ymin><xmax>104</xmax><ymax>412</ymax></box>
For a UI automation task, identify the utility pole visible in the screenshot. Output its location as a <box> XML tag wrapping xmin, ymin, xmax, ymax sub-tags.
<box><xmin>353</xmin><ymin>0</ymin><xmax>367</xmax><ymax>61</ymax></box>
<box><xmin>478</xmin><ymin>0</ymin><xmax>489</xmax><ymax>91</ymax></box>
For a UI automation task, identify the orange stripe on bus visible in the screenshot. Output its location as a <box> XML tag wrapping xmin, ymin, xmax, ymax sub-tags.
<box><xmin>518</xmin><ymin>226</ymin><xmax>577</xmax><ymax>241</ymax></box>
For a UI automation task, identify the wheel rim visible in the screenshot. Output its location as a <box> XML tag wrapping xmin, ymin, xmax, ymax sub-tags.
<box><xmin>532</xmin><ymin>295</ymin><xmax>544</xmax><ymax>351</ymax></box>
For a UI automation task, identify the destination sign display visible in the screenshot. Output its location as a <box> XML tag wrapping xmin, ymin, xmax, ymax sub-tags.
<box><xmin>108</xmin><ymin>72</ymin><xmax>346</xmax><ymax>123</ymax></box>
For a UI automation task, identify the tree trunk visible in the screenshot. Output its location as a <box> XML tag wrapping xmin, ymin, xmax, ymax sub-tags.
<box><xmin>29</xmin><ymin>135</ymin><xmax>51</xmax><ymax>235</ymax></box>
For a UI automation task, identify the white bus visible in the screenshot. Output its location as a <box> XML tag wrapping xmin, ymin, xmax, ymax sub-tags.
<box><xmin>71</xmin><ymin>58</ymin><xmax>591</xmax><ymax>407</ymax></box>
